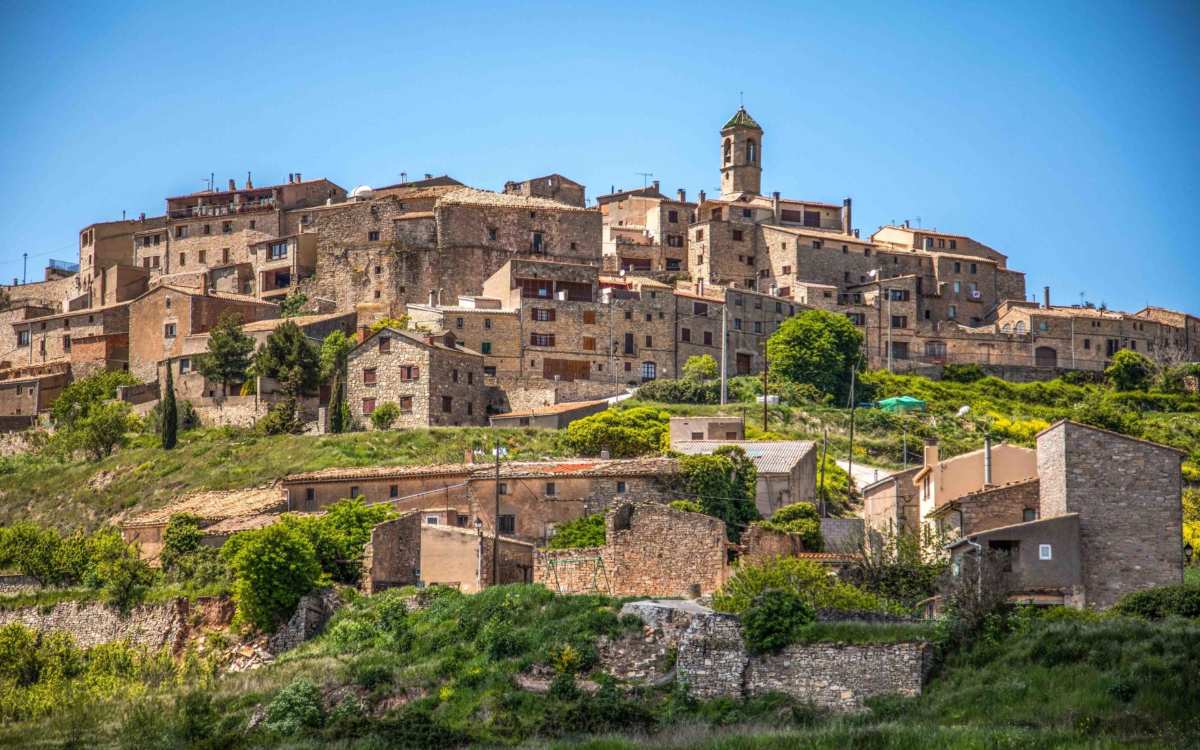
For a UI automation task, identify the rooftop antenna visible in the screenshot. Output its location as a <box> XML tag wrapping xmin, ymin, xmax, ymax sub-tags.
<box><xmin>916</xmin><ymin>215</ymin><xmax>922</xmax><ymax>228</ymax></box>
<box><xmin>739</xmin><ymin>91</ymin><xmax>744</xmax><ymax>107</ymax></box>
<box><xmin>636</xmin><ymin>172</ymin><xmax>654</xmax><ymax>188</ymax></box>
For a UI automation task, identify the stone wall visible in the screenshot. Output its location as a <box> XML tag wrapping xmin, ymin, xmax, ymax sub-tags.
<box><xmin>489</xmin><ymin>374</ymin><xmax>624</xmax><ymax>413</ymax></box>
<box><xmin>741</xmin><ymin>525</ymin><xmax>807</xmax><ymax>562</ymax></box>
<box><xmin>957</xmin><ymin>479</ymin><xmax>1040</xmax><ymax>536</ymax></box>
<box><xmin>534</xmin><ymin>502</ymin><xmax>727</xmax><ymax>597</ymax></box>
<box><xmin>361</xmin><ymin>513</ymin><xmax>423</xmax><ymax>594</ymax></box>
<box><xmin>0</xmin><ymin>597</ymin><xmax>232</xmax><ymax>652</ymax></box>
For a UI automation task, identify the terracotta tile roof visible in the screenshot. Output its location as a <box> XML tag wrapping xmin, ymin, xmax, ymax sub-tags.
<box><xmin>393</xmin><ymin>212</ymin><xmax>435</xmax><ymax>221</ymax></box>
<box><xmin>480</xmin><ymin>457</ymin><xmax>679</xmax><ymax>479</ymax></box>
<box><xmin>437</xmin><ymin>187</ymin><xmax>595</xmax><ymax>213</ymax></box>
<box><xmin>121</xmin><ymin>486</ymin><xmax>285</xmax><ymax>527</ymax></box>
<box><xmin>9</xmin><ymin>301</ymin><xmax>129</xmax><ymax>325</ymax></box>
<box><xmin>493</xmin><ymin>399</ymin><xmax>610</xmax><ymax>419</ymax></box>
<box><xmin>165</xmin><ymin>177</ymin><xmax>339</xmax><ymax>201</ymax></box>
<box><xmin>792</xmin><ymin>551</ymin><xmax>859</xmax><ymax>562</ymax></box>
<box><xmin>285</xmin><ymin>463</ymin><xmax>485</xmax><ymax>483</ymax></box>
<box><xmin>766</xmin><ymin>225</ymin><xmax>870</xmax><ymax>245</ymax></box>
<box><xmin>670</xmin><ymin>440</ymin><xmax>816</xmax><ymax>474</ymax></box>
<box><xmin>239</xmin><ymin>312</ymin><xmax>353</xmax><ymax>333</ymax></box>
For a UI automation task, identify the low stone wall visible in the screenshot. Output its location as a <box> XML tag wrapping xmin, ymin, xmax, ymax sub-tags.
<box><xmin>0</xmin><ymin>597</ymin><xmax>228</xmax><ymax>652</ymax></box>
<box><xmin>619</xmin><ymin>599</ymin><xmax>931</xmax><ymax>713</ymax></box>
<box><xmin>0</xmin><ymin>574</ymin><xmax>40</xmax><ymax>595</ymax></box>
<box><xmin>489</xmin><ymin>374</ymin><xmax>626</xmax><ymax>413</ymax></box>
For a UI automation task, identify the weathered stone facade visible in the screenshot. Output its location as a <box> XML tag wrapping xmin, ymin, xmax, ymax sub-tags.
<box><xmin>534</xmin><ymin>502</ymin><xmax>728</xmax><ymax>597</ymax></box>
<box><xmin>0</xmin><ymin>597</ymin><xmax>230</xmax><ymax>652</ymax></box>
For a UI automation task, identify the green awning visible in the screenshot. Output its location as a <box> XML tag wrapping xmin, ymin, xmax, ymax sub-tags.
<box><xmin>878</xmin><ymin>396</ymin><xmax>926</xmax><ymax>413</ymax></box>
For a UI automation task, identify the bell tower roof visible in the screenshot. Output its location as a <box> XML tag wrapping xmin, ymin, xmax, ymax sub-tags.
<box><xmin>722</xmin><ymin>106</ymin><xmax>761</xmax><ymax>131</ymax></box>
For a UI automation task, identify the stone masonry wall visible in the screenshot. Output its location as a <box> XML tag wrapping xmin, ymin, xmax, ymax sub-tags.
<box><xmin>361</xmin><ymin>513</ymin><xmax>423</xmax><ymax>594</ymax></box>
<box><xmin>958</xmin><ymin>479</ymin><xmax>1040</xmax><ymax>536</ymax></box>
<box><xmin>0</xmin><ymin>597</ymin><xmax>219</xmax><ymax>652</ymax></box>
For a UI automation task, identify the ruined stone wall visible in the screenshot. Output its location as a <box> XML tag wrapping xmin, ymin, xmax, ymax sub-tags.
<box><xmin>958</xmin><ymin>479</ymin><xmax>1041</xmax><ymax>536</ymax></box>
<box><xmin>362</xmin><ymin>513</ymin><xmax>423</xmax><ymax>594</ymax></box>
<box><xmin>741</xmin><ymin>525</ymin><xmax>807</xmax><ymax>562</ymax></box>
<box><xmin>0</xmin><ymin>598</ymin><xmax>196</xmax><ymax>651</ymax></box>
<box><xmin>0</xmin><ymin>275</ymin><xmax>78</xmax><ymax>310</ymax></box>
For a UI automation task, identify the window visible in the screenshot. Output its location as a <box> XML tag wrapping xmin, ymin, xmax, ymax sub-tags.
<box><xmin>1083</xmin><ymin>338</ymin><xmax>1091</xmax><ymax>350</ymax></box>
<box><xmin>451</xmin><ymin>369</ymin><xmax>459</xmax><ymax>383</ymax></box>
<box><xmin>379</xmin><ymin>337</ymin><xmax>390</xmax><ymax>353</ymax></box>
<box><xmin>1014</xmin><ymin>320</ymin><xmax>1025</xmax><ymax>333</ymax></box>
<box><xmin>667</xmin><ymin>234</ymin><xmax>684</xmax><ymax>247</ymax></box>
<box><xmin>953</xmin><ymin>280</ymin><xmax>962</xmax><ymax>294</ymax></box>
<box><xmin>202</xmin><ymin>223</ymin><xmax>211</xmax><ymax>236</ymax></box>
<box><xmin>846</xmin><ymin>312</ymin><xmax>865</xmax><ymax>326</ymax></box>
<box><xmin>455</xmin><ymin>316</ymin><xmax>464</xmax><ymax>329</ymax></box>
<box><xmin>198</xmin><ymin>249</ymin><xmax>206</xmax><ymax>264</ymax></box>
<box><xmin>582</xmin><ymin>336</ymin><xmax>596</xmax><ymax>351</ymax></box>
<box><xmin>616</xmin><ymin>481</ymin><xmax>627</xmax><ymax>493</ymax></box>
<box><xmin>1023</xmin><ymin>508</ymin><xmax>1037</xmax><ymax>522</ymax></box>
<box><xmin>498</xmin><ymin>482</ymin><xmax>508</xmax><ymax>495</ymax></box>
<box><xmin>350</xmin><ymin>486</ymin><xmax>360</xmax><ymax>498</ymax></box>
<box><xmin>641</xmin><ymin>361</ymin><xmax>657</xmax><ymax>380</ymax></box>
<box><xmin>888</xmin><ymin>289</ymin><xmax>910</xmax><ymax>301</ymax></box>
<box><xmin>221</xmin><ymin>248</ymin><xmax>230</xmax><ymax>264</ymax></box>
<box><xmin>741</xmin><ymin>208</ymin><xmax>752</xmax><ymax>218</ymax></box>
<box><xmin>969</xmin><ymin>263</ymin><xmax>977</xmax><ymax>274</ymax></box>
<box><xmin>498</xmin><ymin>515</ymin><xmax>515</xmax><ymax>534</ymax></box>
<box><xmin>456</xmin><ymin>515</ymin><xmax>469</xmax><ymax>527</ymax></box>
<box><xmin>1039</xmin><ymin>544</ymin><xmax>1053</xmax><ymax>560</ymax></box>
<box><xmin>175</xmin><ymin>225</ymin><xmax>188</xmax><ymax>239</ymax></box>
<box><xmin>423</xmin><ymin>515</ymin><xmax>440</xmax><ymax>525</ymax></box>
<box><xmin>531</xmin><ymin>232</ymin><xmax>544</xmax><ymax>253</ymax></box>
<box><xmin>753</xmin><ymin>321</ymin><xmax>762</xmax><ymax>333</ymax></box>
<box><xmin>484</xmin><ymin>366</ymin><xmax>497</xmax><ymax>376</ymax></box>
<box><xmin>363</xmin><ymin>367</ymin><xmax>377</xmax><ymax>386</ymax></box>
<box><xmin>531</xmin><ymin>308</ymin><xmax>555</xmax><ymax>322</ymax></box>
<box><xmin>953</xmin><ymin>261</ymin><xmax>962</xmax><ymax>273</ymax></box>
<box><xmin>305</xmin><ymin>488</ymin><xmax>315</xmax><ymax>506</ymax></box>
<box><xmin>949</xmin><ymin>240</ymin><xmax>957</xmax><ymax>250</ymax></box>
<box><xmin>368</xmin><ymin>230</ymin><xmax>380</xmax><ymax>241</ymax></box>
<box><xmin>62</xmin><ymin>335</ymin><xmax>71</xmax><ymax>351</ymax></box>
<box><xmin>1038</xmin><ymin>321</ymin><xmax>1049</xmax><ymax>332</ymax></box>
<box><xmin>164</xmin><ymin>323</ymin><xmax>176</xmax><ymax>338</ymax></box>
<box><xmin>781</xmin><ymin>265</ymin><xmax>791</xmax><ymax>274</ymax></box>
<box><xmin>668</xmin><ymin>210</ymin><xmax>679</xmax><ymax>223</ymax></box>
<box><xmin>484</xmin><ymin>318</ymin><xmax>492</xmax><ymax>330</ymax></box>
<box><xmin>891</xmin><ymin>315</ymin><xmax>908</xmax><ymax>328</ymax></box>
<box><xmin>16</xmin><ymin>330</ymin><xmax>28</xmax><ymax>347</ymax></box>
<box><xmin>441</xmin><ymin>395</ymin><xmax>452</xmax><ymax>413</ymax></box>
<box><xmin>681</xmin><ymin>327</ymin><xmax>691</xmax><ymax>343</ymax></box>
<box><xmin>399</xmin><ymin>365</ymin><xmax>419</xmax><ymax>380</ymax></box>
<box><xmin>530</xmin><ymin>332</ymin><xmax>555</xmax><ymax>347</ymax></box>
<box><xmin>545</xmin><ymin>482</ymin><xmax>556</xmax><ymax>496</ymax></box>
<box><xmin>399</xmin><ymin>396</ymin><xmax>413</xmax><ymax>412</ymax></box>
<box><xmin>703</xmin><ymin>331</ymin><xmax>713</xmax><ymax>346</ymax></box>
<box><xmin>692</xmin><ymin>302</ymin><xmax>708</xmax><ymax>316</ymax></box>
<box><xmin>487</xmin><ymin>227</ymin><xmax>497</xmax><ymax>241</ymax></box>
<box><xmin>732</xmin><ymin>229</ymin><xmax>744</xmax><ymax>242</ymax></box>
<box><xmin>179</xmin><ymin>357</ymin><xmax>190</xmax><ymax>373</ymax></box>
<box><xmin>812</xmin><ymin>240</ymin><xmax>822</xmax><ymax>249</ymax></box>
<box><xmin>390</xmin><ymin>485</ymin><xmax>399</xmax><ymax>498</ymax></box>
<box><xmin>481</xmin><ymin>341</ymin><xmax>492</xmax><ymax>354</ymax></box>
<box><xmin>948</xmin><ymin>305</ymin><xmax>957</xmax><ymax>320</ymax></box>
<box><xmin>733</xmin><ymin>318</ymin><xmax>743</xmax><ymax>331</ymax></box>
<box><xmin>178</xmin><ymin>252</ymin><xmax>186</xmax><ymax>266</ymax></box>
<box><xmin>362</xmin><ymin>398</ymin><xmax>376</xmax><ymax>415</ymax></box>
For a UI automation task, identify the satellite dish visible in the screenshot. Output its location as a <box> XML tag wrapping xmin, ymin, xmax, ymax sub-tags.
<box><xmin>956</xmin><ymin>405</ymin><xmax>971</xmax><ymax>417</ymax></box>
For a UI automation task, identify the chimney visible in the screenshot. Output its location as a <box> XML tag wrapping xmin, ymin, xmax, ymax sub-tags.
<box><xmin>842</xmin><ymin>197</ymin><xmax>853</xmax><ymax>234</ymax></box>
<box><xmin>1043</xmin><ymin>286</ymin><xmax>1051</xmax><ymax>309</ymax></box>
<box><xmin>295</xmin><ymin>172</ymin><xmax>301</xmax><ymax>183</ymax></box>
<box><xmin>228</xmin><ymin>178</ymin><xmax>236</xmax><ymax>191</ymax></box>
<box><xmin>357</xmin><ymin>325</ymin><xmax>370</xmax><ymax>343</ymax></box>
<box><xmin>245</xmin><ymin>172</ymin><xmax>253</xmax><ymax>189</ymax></box>
<box><xmin>428</xmin><ymin>290</ymin><xmax>436</xmax><ymax>306</ymax></box>
<box><xmin>697</xmin><ymin>278</ymin><xmax>704</xmax><ymax>295</ymax></box>
<box><xmin>677</xmin><ymin>188</ymin><xmax>686</xmax><ymax>202</ymax></box>
<box><xmin>854</xmin><ymin>228</ymin><xmax>860</xmax><ymax>238</ymax></box>
<box><xmin>983</xmin><ymin>434</ymin><xmax>993</xmax><ymax>486</ymax></box>
<box><xmin>904</xmin><ymin>219</ymin><xmax>910</xmax><ymax>229</ymax></box>
<box><xmin>698</xmin><ymin>189</ymin><xmax>706</xmax><ymax>204</ymax></box>
<box><xmin>923</xmin><ymin>438</ymin><xmax>939</xmax><ymax>467</ymax></box>
<box><xmin>287</xmin><ymin>173</ymin><xmax>294</xmax><ymax>184</ymax></box>
<box><xmin>772</xmin><ymin>191</ymin><xmax>781</xmax><ymax>223</ymax></box>
<box><xmin>424</xmin><ymin>173</ymin><xmax>432</xmax><ymax>180</ymax></box>
<box><xmin>652</xmin><ymin>180</ymin><xmax>660</xmax><ymax>193</ymax></box>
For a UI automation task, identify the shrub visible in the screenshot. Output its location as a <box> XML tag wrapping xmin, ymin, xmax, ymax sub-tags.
<box><xmin>942</xmin><ymin>363</ymin><xmax>985</xmax><ymax>383</ymax></box>
<box><xmin>278</xmin><ymin>290</ymin><xmax>308</xmax><ymax>318</ymax></box>
<box><xmin>161</xmin><ymin>368</ymin><xmax>177</xmax><ymax>450</ymax></box>
<box><xmin>754</xmin><ymin>502</ymin><xmax>822</xmax><ymax>551</ymax></box>
<box><xmin>545</xmin><ymin>513</ymin><xmax>605</xmax><ymax>549</ymax></box>
<box><xmin>49</xmin><ymin>370</ymin><xmax>139</xmax><ymax>430</ymax></box>
<box><xmin>160</xmin><ymin>514</ymin><xmax>203</xmax><ymax>572</ymax></box>
<box><xmin>741</xmin><ymin>589</ymin><xmax>815</xmax><ymax>653</ymax></box>
<box><xmin>144</xmin><ymin>398</ymin><xmax>199</xmax><ymax>435</ymax></box>
<box><xmin>766</xmin><ymin>309</ymin><xmax>864</xmax><ymax>403</ymax></box>
<box><xmin>1113</xmin><ymin>584</ymin><xmax>1200</xmax><ymax>620</ymax></box>
<box><xmin>668</xmin><ymin>499</ymin><xmax>704</xmax><ymax>513</ymax></box>
<box><xmin>1105</xmin><ymin>350</ymin><xmax>1155</xmax><ymax>391</ymax></box>
<box><xmin>713</xmin><ymin>556</ymin><xmax>898</xmax><ymax>615</ymax></box>
<box><xmin>845</xmin><ymin>529</ymin><xmax>946</xmax><ymax>609</ymax></box>
<box><xmin>682</xmin><ymin>354</ymin><xmax>719</xmax><ymax>382</ymax></box>
<box><xmin>679</xmin><ymin>446</ymin><xmax>759</xmax><ymax>543</ymax></box>
<box><xmin>563</xmin><ymin>406</ymin><xmax>668</xmax><ymax>457</ymax></box>
<box><xmin>265</xmin><ymin>677</ymin><xmax>324</xmax><ymax>734</ymax></box>
<box><xmin>256</xmin><ymin>398</ymin><xmax>302</xmax><ymax>435</ymax></box>
<box><xmin>222</xmin><ymin>524</ymin><xmax>322</xmax><ymax>631</ymax></box>
<box><xmin>277</xmin><ymin>499</ymin><xmax>395</xmax><ymax>585</ymax></box>
<box><xmin>69</xmin><ymin>401</ymin><xmax>140</xmax><ymax>460</ymax></box>
<box><xmin>635</xmin><ymin>377</ymin><xmax>719</xmax><ymax>404</ymax></box>
<box><xmin>370</xmin><ymin>401</ymin><xmax>401</xmax><ymax>430</ymax></box>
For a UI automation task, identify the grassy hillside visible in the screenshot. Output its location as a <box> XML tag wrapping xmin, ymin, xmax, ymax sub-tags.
<box><xmin>0</xmin><ymin>427</ymin><xmax>571</xmax><ymax>531</ymax></box>
<box><xmin>0</xmin><ymin>586</ymin><xmax>1194</xmax><ymax>748</ymax></box>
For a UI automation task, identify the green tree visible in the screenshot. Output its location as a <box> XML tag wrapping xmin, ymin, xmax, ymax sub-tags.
<box><xmin>72</xmin><ymin>401</ymin><xmax>138</xmax><ymax>460</ymax></box>
<box><xmin>677</xmin><ymin>446</ymin><xmax>759</xmax><ymax>542</ymax></box>
<box><xmin>755</xmin><ymin>502</ymin><xmax>822</xmax><ymax>551</ymax></box>
<box><xmin>278</xmin><ymin>499</ymin><xmax>395</xmax><ymax>585</ymax></box>
<box><xmin>545</xmin><ymin>513</ymin><xmax>605</xmax><ymax>549</ymax></box>
<box><xmin>160</xmin><ymin>514</ymin><xmax>204</xmax><ymax>572</ymax></box>
<box><xmin>369</xmin><ymin>315</ymin><xmax>410</xmax><ymax>334</ymax></box>
<box><xmin>161</xmin><ymin>367</ymin><xmax>177</xmax><ymax>450</ymax></box>
<box><xmin>0</xmin><ymin>522</ymin><xmax>67</xmax><ymax>586</ymax></box>
<box><xmin>712</xmin><ymin>556</ymin><xmax>897</xmax><ymax>615</ymax></box>
<box><xmin>196</xmin><ymin>311</ymin><xmax>255</xmax><ymax>395</ymax></box>
<box><xmin>320</xmin><ymin>330</ymin><xmax>356</xmax><ymax>434</ymax></box>
<box><xmin>279</xmin><ymin>290</ymin><xmax>308</xmax><ymax>318</ymax></box>
<box><xmin>682</xmin><ymin>354</ymin><xmax>719</xmax><ymax>382</ymax></box>
<box><xmin>50</xmin><ymin>370</ymin><xmax>139</xmax><ymax>430</ymax></box>
<box><xmin>766</xmin><ymin>309</ymin><xmax>864</xmax><ymax>404</ymax></box>
<box><xmin>370</xmin><ymin>401</ymin><xmax>401</xmax><ymax>430</ymax></box>
<box><xmin>1106</xmin><ymin>350</ymin><xmax>1155</xmax><ymax>391</ymax></box>
<box><xmin>328</xmin><ymin>372</ymin><xmax>349</xmax><ymax>434</ymax></box>
<box><xmin>254</xmin><ymin>321</ymin><xmax>320</xmax><ymax>397</ymax></box>
<box><xmin>222</xmin><ymin>523</ymin><xmax>322</xmax><ymax>631</ymax></box>
<box><xmin>563</xmin><ymin>406</ymin><xmax>667</xmax><ymax>458</ymax></box>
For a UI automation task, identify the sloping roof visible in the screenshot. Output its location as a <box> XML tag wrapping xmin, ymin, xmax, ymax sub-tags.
<box><xmin>437</xmin><ymin>187</ymin><xmax>594</xmax><ymax>213</ymax></box>
<box><xmin>480</xmin><ymin>457</ymin><xmax>679</xmax><ymax>479</ymax></box>
<box><xmin>670</xmin><ymin>440</ymin><xmax>816</xmax><ymax>474</ymax></box>
<box><xmin>285</xmin><ymin>463</ymin><xmax>485</xmax><ymax>483</ymax></box>
<box><xmin>946</xmin><ymin>513</ymin><xmax>1081</xmax><ymax>549</ymax></box>
<box><xmin>492</xmin><ymin>399</ymin><xmax>610</xmax><ymax>419</ymax></box>
<box><xmin>239</xmin><ymin>311</ymin><xmax>353</xmax><ymax>333</ymax></box>
<box><xmin>121</xmin><ymin>486</ymin><xmax>285</xmax><ymax>527</ymax></box>
<box><xmin>723</xmin><ymin>106</ymin><xmax>761</xmax><ymax>130</ymax></box>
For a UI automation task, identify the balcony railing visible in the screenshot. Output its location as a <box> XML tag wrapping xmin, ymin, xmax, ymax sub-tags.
<box><xmin>168</xmin><ymin>198</ymin><xmax>277</xmax><ymax>220</ymax></box>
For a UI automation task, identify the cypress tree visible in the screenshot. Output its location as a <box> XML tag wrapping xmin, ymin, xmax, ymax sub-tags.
<box><xmin>162</xmin><ymin>366</ymin><xmax>178</xmax><ymax>450</ymax></box>
<box><xmin>329</xmin><ymin>372</ymin><xmax>346</xmax><ymax>434</ymax></box>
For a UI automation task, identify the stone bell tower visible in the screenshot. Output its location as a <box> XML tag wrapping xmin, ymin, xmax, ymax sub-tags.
<box><xmin>719</xmin><ymin>106</ymin><xmax>763</xmax><ymax>198</ymax></box>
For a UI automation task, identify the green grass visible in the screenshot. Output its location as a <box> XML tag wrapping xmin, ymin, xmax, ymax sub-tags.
<box><xmin>0</xmin><ymin>426</ymin><xmax>572</xmax><ymax>531</ymax></box>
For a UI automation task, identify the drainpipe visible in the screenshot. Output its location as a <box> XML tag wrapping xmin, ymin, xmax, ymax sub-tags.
<box><xmin>983</xmin><ymin>434</ymin><xmax>993</xmax><ymax>486</ymax></box>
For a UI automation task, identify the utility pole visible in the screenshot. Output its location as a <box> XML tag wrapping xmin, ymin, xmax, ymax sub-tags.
<box><xmin>886</xmin><ymin>287</ymin><xmax>893</xmax><ymax>373</ymax></box>
<box><xmin>761</xmin><ymin>297</ymin><xmax>769</xmax><ymax>431</ymax></box>
<box><xmin>22</xmin><ymin>252</ymin><xmax>27</xmax><ymax>284</ymax></box>
<box><xmin>719</xmin><ymin>305</ymin><xmax>728</xmax><ymax>405</ymax></box>
<box><xmin>819</xmin><ymin>424</ymin><xmax>828</xmax><ymax>517</ymax></box>
<box><xmin>847</xmin><ymin>365</ymin><xmax>857</xmax><ymax>486</ymax></box>
<box><xmin>492</xmin><ymin>437</ymin><xmax>501</xmax><ymax>587</ymax></box>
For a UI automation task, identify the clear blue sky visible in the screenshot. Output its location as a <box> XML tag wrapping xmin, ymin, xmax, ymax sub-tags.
<box><xmin>1</xmin><ymin>1</ymin><xmax>1197</xmax><ymax>313</ymax></box>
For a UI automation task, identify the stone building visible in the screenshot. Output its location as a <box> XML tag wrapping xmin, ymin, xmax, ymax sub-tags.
<box><xmin>945</xmin><ymin>420</ymin><xmax>1184</xmax><ymax>609</ymax></box>
<box><xmin>912</xmin><ymin>439</ymin><xmax>1037</xmax><ymax>536</ymax></box>
<box><xmin>11</xmin><ymin>301</ymin><xmax>132</xmax><ymax>377</ymax></box>
<box><xmin>467</xmin><ymin>457</ymin><xmax>681</xmax><ymax>544</ymax></box>
<box><xmin>668</xmin><ymin>415</ymin><xmax>745</xmax><ymax>443</ymax></box>
<box><xmin>861</xmin><ymin>467</ymin><xmax>921</xmax><ymax>536</ymax></box>
<box><xmin>0</xmin><ymin>362</ymin><xmax>70</xmax><ymax>424</ymax></box>
<box><xmin>670</xmin><ymin>439</ymin><xmax>817</xmax><ymax>517</ymax></box>
<box><xmin>127</xmin><ymin>285</ymin><xmax>279</xmax><ymax>382</ymax></box>
<box><xmin>345</xmin><ymin>328</ymin><xmax>486</xmax><ymax>429</ymax></box>
<box><xmin>926</xmin><ymin>478</ymin><xmax>1041</xmax><ymax>539</ymax></box>
<box><xmin>281</xmin><ymin>463</ymin><xmax>480</xmax><ymax>513</ymax></box>
<box><xmin>597</xmin><ymin>181</ymin><xmax>694</xmax><ymax>275</ymax></box>
<box><xmin>534</xmin><ymin>502</ymin><xmax>728</xmax><ymax>597</ymax></box>
<box><xmin>503</xmin><ymin>173</ymin><xmax>586</xmax><ymax>207</ymax></box>
<box><xmin>487</xmin><ymin>398</ymin><xmax>609</xmax><ymax>429</ymax></box>
<box><xmin>672</xmin><ymin>281</ymin><xmax>799</xmax><ymax>378</ymax></box>
<box><xmin>361</xmin><ymin>511</ymin><xmax>533</xmax><ymax>594</ymax></box>
<box><xmin>119</xmin><ymin>486</ymin><xmax>287</xmax><ymax>563</ymax></box>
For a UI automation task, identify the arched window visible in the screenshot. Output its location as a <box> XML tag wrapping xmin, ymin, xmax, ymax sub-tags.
<box><xmin>747</xmin><ymin>138</ymin><xmax>757</xmax><ymax>164</ymax></box>
<box><xmin>723</xmin><ymin>138</ymin><xmax>732</xmax><ymax>165</ymax></box>
<box><xmin>1014</xmin><ymin>321</ymin><xmax>1026</xmax><ymax>333</ymax></box>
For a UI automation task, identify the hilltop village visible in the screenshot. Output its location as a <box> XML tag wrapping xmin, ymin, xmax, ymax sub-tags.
<box><xmin>2</xmin><ymin>107</ymin><xmax>1198</xmax><ymax>431</ymax></box>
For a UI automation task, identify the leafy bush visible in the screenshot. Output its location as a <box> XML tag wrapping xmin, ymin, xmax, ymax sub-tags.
<box><xmin>50</xmin><ymin>371</ymin><xmax>139</xmax><ymax>430</ymax></box>
<box><xmin>370</xmin><ymin>401</ymin><xmax>401</xmax><ymax>430</ymax></box>
<box><xmin>713</xmin><ymin>556</ymin><xmax>899</xmax><ymax>616</ymax></box>
<box><xmin>563</xmin><ymin>406</ymin><xmax>668</xmax><ymax>457</ymax></box>
<box><xmin>1113</xmin><ymin>584</ymin><xmax>1200</xmax><ymax>620</ymax></box>
<box><xmin>256</xmin><ymin>398</ymin><xmax>303</xmax><ymax>435</ymax></box>
<box><xmin>754</xmin><ymin>502</ymin><xmax>822</xmax><ymax>551</ymax></box>
<box><xmin>265</xmin><ymin>677</ymin><xmax>324</xmax><ymax>734</ymax></box>
<box><xmin>143</xmin><ymin>398</ymin><xmax>199</xmax><ymax>436</ymax></box>
<box><xmin>545</xmin><ymin>513</ymin><xmax>605</xmax><ymax>549</ymax></box>
<box><xmin>845</xmin><ymin>529</ymin><xmax>946</xmax><ymax>609</ymax></box>
<box><xmin>276</xmin><ymin>499</ymin><xmax>395</xmax><ymax>585</ymax></box>
<box><xmin>1105</xmin><ymin>350</ymin><xmax>1155</xmax><ymax>391</ymax></box>
<box><xmin>741</xmin><ymin>588</ymin><xmax>816</xmax><ymax>653</ymax></box>
<box><xmin>60</xmin><ymin>401</ymin><xmax>140</xmax><ymax>460</ymax></box>
<box><xmin>679</xmin><ymin>446</ymin><xmax>759</xmax><ymax>543</ymax></box>
<box><xmin>766</xmin><ymin>309</ymin><xmax>864</xmax><ymax>403</ymax></box>
<box><xmin>278</xmin><ymin>290</ymin><xmax>309</xmax><ymax>318</ymax></box>
<box><xmin>221</xmin><ymin>523</ymin><xmax>322</xmax><ymax>631</ymax></box>
<box><xmin>634</xmin><ymin>378</ymin><xmax>719</xmax><ymax>404</ymax></box>
<box><xmin>668</xmin><ymin>499</ymin><xmax>704</xmax><ymax>513</ymax></box>
<box><xmin>682</xmin><ymin>354</ymin><xmax>719</xmax><ymax>382</ymax></box>
<box><xmin>159</xmin><ymin>514</ymin><xmax>203</xmax><ymax>572</ymax></box>
<box><xmin>942</xmin><ymin>363</ymin><xmax>985</xmax><ymax>383</ymax></box>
